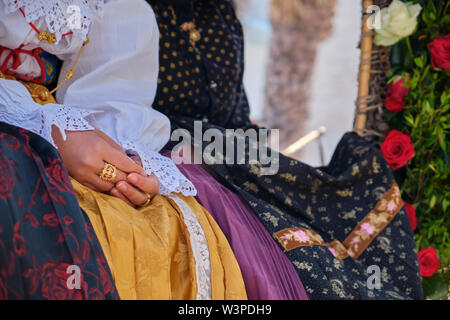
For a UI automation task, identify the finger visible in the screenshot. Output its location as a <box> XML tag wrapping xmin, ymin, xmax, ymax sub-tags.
<box><xmin>103</xmin><ymin>148</ymin><xmax>146</xmax><ymax>176</ymax></box>
<box><xmin>89</xmin><ymin>173</ymin><xmax>115</xmax><ymax>192</ymax></box>
<box><xmin>129</xmin><ymin>155</ymin><xmax>143</xmax><ymax>167</ymax></box>
<box><xmin>116</xmin><ymin>181</ymin><xmax>148</xmax><ymax>206</ymax></box>
<box><xmin>110</xmin><ymin>187</ymin><xmax>135</xmax><ymax>207</ymax></box>
<box><xmin>81</xmin><ymin>181</ymin><xmax>101</xmax><ymax>193</ymax></box>
<box><xmin>127</xmin><ymin>173</ymin><xmax>159</xmax><ymax>195</ymax></box>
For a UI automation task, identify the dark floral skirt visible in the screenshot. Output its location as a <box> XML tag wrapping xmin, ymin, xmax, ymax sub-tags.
<box><xmin>0</xmin><ymin>122</ymin><xmax>119</xmax><ymax>300</ymax></box>
<box><xmin>170</xmin><ymin>118</ymin><xmax>424</xmax><ymax>300</ymax></box>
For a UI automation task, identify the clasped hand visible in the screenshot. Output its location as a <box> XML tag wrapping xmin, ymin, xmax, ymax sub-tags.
<box><xmin>52</xmin><ymin>127</ymin><xmax>160</xmax><ymax>207</ymax></box>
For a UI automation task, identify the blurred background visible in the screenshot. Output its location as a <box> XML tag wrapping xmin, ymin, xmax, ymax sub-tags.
<box><xmin>233</xmin><ymin>0</ymin><xmax>362</xmax><ymax>166</ymax></box>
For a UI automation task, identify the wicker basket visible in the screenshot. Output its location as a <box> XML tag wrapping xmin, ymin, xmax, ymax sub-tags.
<box><xmin>354</xmin><ymin>0</ymin><xmax>393</xmax><ymax>138</ymax></box>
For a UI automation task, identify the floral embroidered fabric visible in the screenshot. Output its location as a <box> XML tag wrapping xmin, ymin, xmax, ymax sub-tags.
<box><xmin>275</xmin><ymin>184</ymin><xmax>404</xmax><ymax>261</ymax></box>
<box><xmin>0</xmin><ymin>122</ymin><xmax>119</xmax><ymax>299</ymax></box>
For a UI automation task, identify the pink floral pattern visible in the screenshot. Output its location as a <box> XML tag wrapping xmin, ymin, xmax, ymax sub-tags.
<box><xmin>275</xmin><ymin>184</ymin><xmax>404</xmax><ymax>261</ymax></box>
<box><xmin>294</xmin><ymin>230</ymin><xmax>308</xmax><ymax>242</ymax></box>
<box><xmin>360</xmin><ymin>223</ymin><xmax>374</xmax><ymax>236</ymax></box>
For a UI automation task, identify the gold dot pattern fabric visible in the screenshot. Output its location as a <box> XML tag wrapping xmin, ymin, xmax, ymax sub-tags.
<box><xmin>149</xmin><ymin>0</ymin><xmax>253</xmax><ymax>129</ymax></box>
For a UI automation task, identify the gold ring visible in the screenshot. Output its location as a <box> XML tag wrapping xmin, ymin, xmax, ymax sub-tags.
<box><xmin>100</xmin><ymin>162</ymin><xmax>117</xmax><ymax>182</ymax></box>
<box><xmin>139</xmin><ymin>193</ymin><xmax>152</xmax><ymax>208</ymax></box>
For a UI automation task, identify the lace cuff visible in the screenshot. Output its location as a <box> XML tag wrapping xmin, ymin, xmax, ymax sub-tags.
<box><xmin>38</xmin><ymin>105</ymin><xmax>97</xmax><ymax>145</ymax></box>
<box><xmin>0</xmin><ymin>76</ymin><xmax>101</xmax><ymax>146</ymax></box>
<box><xmin>122</xmin><ymin>141</ymin><xmax>197</xmax><ymax>197</ymax></box>
<box><xmin>0</xmin><ymin>104</ymin><xmax>96</xmax><ymax>149</ymax></box>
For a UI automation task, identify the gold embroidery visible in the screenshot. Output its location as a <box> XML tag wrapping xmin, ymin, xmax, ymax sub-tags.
<box><xmin>353</xmin><ymin>146</ymin><xmax>370</xmax><ymax>157</ymax></box>
<box><xmin>284</xmin><ymin>197</ymin><xmax>293</xmax><ymax>207</ymax></box>
<box><xmin>305</xmin><ymin>206</ymin><xmax>314</xmax><ymax>219</ymax></box>
<box><xmin>261</xmin><ymin>212</ymin><xmax>279</xmax><ymax>227</ymax></box>
<box><xmin>310</xmin><ymin>179</ymin><xmax>322</xmax><ymax>193</ymax></box>
<box><xmin>280</xmin><ymin>173</ymin><xmax>296</xmax><ymax>183</ymax></box>
<box><xmin>336</xmin><ymin>188</ymin><xmax>353</xmax><ymax>197</ymax></box>
<box><xmin>249</xmin><ymin>164</ymin><xmax>263</xmax><ymax>178</ymax></box>
<box><xmin>352</xmin><ymin>164</ymin><xmax>360</xmax><ymax>176</ymax></box>
<box><xmin>242</xmin><ymin>181</ymin><xmax>259</xmax><ymax>194</ymax></box>
<box><xmin>372</xmin><ymin>156</ymin><xmax>381</xmax><ymax>174</ymax></box>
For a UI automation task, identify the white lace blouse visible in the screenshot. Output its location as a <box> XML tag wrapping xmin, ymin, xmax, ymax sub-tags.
<box><xmin>0</xmin><ymin>0</ymin><xmax>196</xmax><ymax>196</ymax></box>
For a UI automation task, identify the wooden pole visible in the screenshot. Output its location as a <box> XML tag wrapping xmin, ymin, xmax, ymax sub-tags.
<box><xmin>354</xmin><ymin>0</ymin><xmax>374</xmax><ymax>135</ymax></box>
<box><xmin>282</xmin><ymin>126</ymin><xmax>327</xmax><ymax>156</ymax></box>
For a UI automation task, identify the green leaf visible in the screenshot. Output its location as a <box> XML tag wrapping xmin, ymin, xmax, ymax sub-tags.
<box><xmin>429</xmin><ymin>195</ymin><xmax>437</xmax><ymax>209</ymax></box>
<box><xmin>442</xmin><ymin>199</ymin><xmax>449</xmax><ymax>212</ymax></box>
<box><xmin>404</xmin><ymin>113</ymin><xmax>415</xmax><ymax>127</ymax></box>
<box><xmin>437</xmin><ymin>128</ymin><xmax>447</xmax><ymax>152</ymax></box>
<box><xmin>414</xmin><ymin>57</ymin><xmax>424</xmax><ymax>68</ymax></box>
<box><xmin>426</xmin><ymin>0</ymin><xmax>438</xmax><ymax>20</ymax></box>
<box><xmin>441</xmin><ymin>90</ymin><xmax>448</xmax><ymax>105</ymax></box>
<box><xmin>422</xmin><ymin>274</ymin><xmax>449</xmax><ymax>300</ymax></box>
<box><xmin>423</xmin><ymin>100</ymin><xmax>433</xmax><ymax>115</ymax></box>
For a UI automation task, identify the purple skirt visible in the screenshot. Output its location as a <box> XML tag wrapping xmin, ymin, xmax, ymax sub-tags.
<box><xmin>172</xmin><ymin>158</ymin><xmax>309</xmax><ymax>300</ymax></box>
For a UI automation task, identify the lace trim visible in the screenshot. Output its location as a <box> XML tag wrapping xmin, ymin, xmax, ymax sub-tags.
<box><xmin>0</xmin><ymin>103</ymin><xmax>96</xmax><ymax>146</ymax></box>
<box><xmin>169</xmin><ymin>195</ymin><xmax>212</xmax><ymax>300</ymax></box>
<box><xmin>122</xmin><ymin>141</ymin><xmax>197</xmax><ymax>197</ymax></box>
<box><xmin>3</xmin><ymin>0</ymin><xmax>104</xmax><ymax>42</ymax></box>
<box><xmin>0</xmin><ymin>77</ymin><xmax>97</xmax><ymax>145</ymax></box>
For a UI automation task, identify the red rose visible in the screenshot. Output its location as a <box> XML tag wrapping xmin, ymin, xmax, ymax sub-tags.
<box><xmin>404</xmin><ymin>202</ymin><xmax>417</xmax><ymax>231</ymax></box>
<box><xmin>428</xmin><ymin>34</ymin><xmax>450</xmax><ymax>71</ymax></box>
<box><xmin>381</xmin><ymin>130</ymin><xmax>415</xmax><ymax>170</ymax></box>
<box><xmin>13</xmin><ymin>222</ymin><xmax>26</xmax><ymax>257</ymax></box>
<box><xmin>418</xmin><ymin>247</ymin><xmax>441</xmax><ymax>277</ymax></box>
<box><xmin>41</xmin><ymin>263</ymin><xmax>86</xmax><ymax>300</ymax></box>
<box><xmin>43</xmin><ymin>213</ymin><xmax>60</xmax><ymax>227</ymax></box>
<box><xmin>385</xmin><ymin>77</ymin><xmax>410</xmax><ymax>113</ymax></box>
<box><xmin>45</xmin><ymin>158</ymin><xmax>74</xmax><ymax>194</ymax></box>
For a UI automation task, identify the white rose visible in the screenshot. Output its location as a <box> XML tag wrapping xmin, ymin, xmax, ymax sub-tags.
<box><xmin>374</xmin><ymin>0</ymin><xmax>422</xmax><ymax>47</ymax></box>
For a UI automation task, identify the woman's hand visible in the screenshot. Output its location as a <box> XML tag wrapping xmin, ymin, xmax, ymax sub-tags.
<box><xmin>109</xmin><ymin>154</ymin><xmax>160</xmax><ymax>207</ymax></box>
<box><xmin>52</xmin><ymin>126</ymin><xmax>146</xmax><ymax>193</ymax></box>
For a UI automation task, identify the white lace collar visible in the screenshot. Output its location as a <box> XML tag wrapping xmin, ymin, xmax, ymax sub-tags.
<box><xmin>2</xmin><ymin>0</ymin><xmax>104</xmax><ymax>42</ymax></box>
